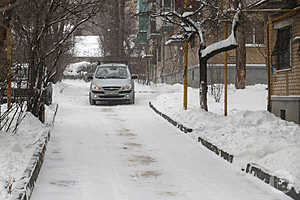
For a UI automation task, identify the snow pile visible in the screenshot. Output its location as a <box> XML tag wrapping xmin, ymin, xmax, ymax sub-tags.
<box><xmin>0</xmin><ymin>111</ymin><xmax>51</xmax><ymax>200</ymax></box>
<box><xmin>63</xmin><ymin>61</ymin><xmax>91</xmax><ymax>76</ymax></box>
<box><xmin>152</xmin><ymin>83</ymin><xmax>300</xmax><ymax>191</ymax></box>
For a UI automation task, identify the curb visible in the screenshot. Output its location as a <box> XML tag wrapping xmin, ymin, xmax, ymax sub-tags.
<box><xmin>197</xmin><ymin>137</ymin><xmax>234</xmax><ymax>163</ymax></box>
<box><xmin>149</xmin><ymin>102</ymin><xmax>192</xmax><ymax>133</ymax></box>
<box><xmin>11</xmin><ymin>104</ymin><xmax>58</xmax><ymax>200</ymax></box>
<box><xmin>11</xmin><ymin>130</ymin><xmax>50</xmax><ymax>200</ymax></box>
<box><xmin>245</xmin><ymin>163</ymin><xmax>300</xmax><ymax>200</ymax></box>
<box><xmin>149</xmin><ymin>102</ymin><xmax>299</xmax><ymax>200</ymax></box>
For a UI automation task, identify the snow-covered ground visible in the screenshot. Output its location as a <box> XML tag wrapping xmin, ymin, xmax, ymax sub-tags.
<box><xmin>31</xmin><ymin>80</ymin><xmax>292</xmax><ymax>200</ymax></box>
<box><xmin>0</xmin><ymin>106</ymin><xmax>55</xmax><ymax>200</ymax></box>
<box><xmin>151</xmin><ymin>83</ymin><xmax>300</xmax><ymax>191</ymax></box>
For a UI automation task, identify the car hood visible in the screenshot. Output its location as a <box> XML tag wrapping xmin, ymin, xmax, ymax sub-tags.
<box><xmin>92</xmin><ymin>78</ymin><xmax>131</xmax><ymax>87</ymax></box>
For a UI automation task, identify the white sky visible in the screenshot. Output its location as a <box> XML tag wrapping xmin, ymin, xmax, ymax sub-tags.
<box><xmin>73</xmin><ymin>36</ymin><xmax>102</xmax><ymax>57</ymax></box>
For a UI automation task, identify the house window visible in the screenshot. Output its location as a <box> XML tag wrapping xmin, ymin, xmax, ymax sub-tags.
<box><xmin>192</xmin><ymin>70</ymin><xmax>194</xmax><ymax>81</ymax></box>
<box><xmin>164</xmin><ymin>0</ymin><xmax>172</xmax><ymax>8</ymax></box>
<box><xmin>158</xmin><ymin>45</ymin><xmax>161</xmax><ymax>62</ymax></box>
<box><xmin>161</xmin><ymin>0</ymin><xmax>173</xmax><ymax>10</ymax></box>
<box><xmin>246</xmin><ymin>20</ymin><xmax>264</xmax><ymax>45</ymax></box>
<box><xmin>272</xmin><ymin>26</ymin><xmax>291</xmax><ymax>70</ymax></box>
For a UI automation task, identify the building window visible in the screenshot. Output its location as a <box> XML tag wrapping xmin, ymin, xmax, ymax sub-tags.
<box><xmin>246</xmin><ymin>20</ymin><xmax>265</xmax><ymax>46</ymax></box>
<box><xmin>192</xmin><ymin>70</ymin><xmax>194</xmax><ymax>81</ymax></box>
<box><xmin>280</xmin><ymin>109</ymin><xmax>286</xmax><ymax>120</ymax></box>
<box><xmin>164</xmin><ymin>0</ymin><xmax>172</xmax><ymax>8</ymax></box>
<box><xmin>272</xmin><ymin>26</ymin><xmax>291</xmax><ymax>70</ymax></box>
<box><xmin>158</xmin><ymin>45</ymin><xmax>161</xmax><ymax>62</ymax></box>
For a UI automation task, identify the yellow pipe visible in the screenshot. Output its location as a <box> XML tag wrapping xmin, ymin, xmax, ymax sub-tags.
<box><xmin>7</xmin><ymin>26</ymin><xmax>12</xmax><ymax>109</ymax></box>
<box><xmin>243</xmin><ymin>9</ymin><xmax>294</xmax><ymax>13</ymax></box>
<box><xmin>183</xmin><ymin>38</ymin><xmax>188</xmax><ymax>110</ymax></box>
<box><xmin>183</xmin><ymin>0</ymin><xmax>188</xmax><ymax>110</ymax></box>
<box><xmin>266</xmin><ymin>20</ymin><xmax>271</xmax><ymax>111</ymax></box>
<box><xmin>224</xmin><ymin>22</ymin><xmax>228</xmax><ymax>116</ymax></box>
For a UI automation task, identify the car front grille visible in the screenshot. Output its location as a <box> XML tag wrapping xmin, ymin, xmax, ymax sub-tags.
<box><xmin>119</xmin><ymin>90</ymin><xmax>132</xmax><ymax>94</ymax></box>
<box><xmin>101</xmin><ymin>95</ymin><xmax>125</xmax><ymax>99</ymax></box>
<box><xmin>102</xmin><ymin>86</ymin><xmax>121</xmax><ymax>91</ymax></box>
<box><xmin>92</xmin><ymin>91</ymin><xmax>104</xmax><ymax>94</ymax></box>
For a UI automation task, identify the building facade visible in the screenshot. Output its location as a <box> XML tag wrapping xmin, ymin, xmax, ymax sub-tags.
<box><xmin>139</xmin><ymin>0</ymin><xmax>267</xmax><ymax>87</ymax></box>
<box><xmin>253</xmin><ymin>0</ymin><xmax>300</xmax><ymax>124</ymax></box>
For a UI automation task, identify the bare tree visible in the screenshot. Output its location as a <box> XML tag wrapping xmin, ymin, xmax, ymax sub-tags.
<box><xmin>234</xmin><ymin>0</ymin><xmax>246</xmax><ymax>89</ymax></box>
<box><xmin>0</xmin><ymin>0</ymin><xmax>17</xmax><ymax>82</ymax></box>
<box><xmin>86</xmin><ymin>0</ymin><xmax>137</xmax><ymax>60</ymax></box>
<box><xmin>154</xmin><ymin>1</ymin><xmax>241</xmax><ymax>111</ymax></box>
<box><xmin>10</xmin><ymin>0</ymin><xmax>106</xmax><ymax>117</ymax></box>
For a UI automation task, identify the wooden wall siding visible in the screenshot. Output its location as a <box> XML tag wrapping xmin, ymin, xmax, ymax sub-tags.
<box><xmin>271</xmin><ymin>13</ymin><xmax>300</xmax><ymax>96</ymax></box>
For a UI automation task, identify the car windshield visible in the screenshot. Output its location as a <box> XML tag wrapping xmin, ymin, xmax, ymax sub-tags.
<box><xmin>95</xmin><ymin>66</ymin><xmax>129</xmax><ymax>79</ymax></box>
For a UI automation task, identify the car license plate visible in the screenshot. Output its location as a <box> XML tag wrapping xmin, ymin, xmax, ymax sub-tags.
<box><xmin>106</xmin><ymin>91</ymin><xmax>117</xmax><ymax>95</ymax></box>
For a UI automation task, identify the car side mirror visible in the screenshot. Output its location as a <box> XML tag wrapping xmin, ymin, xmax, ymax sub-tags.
<box><xmin>132</xmin><ymin>74</ymin><xmax>138</xmax><ymax>80</ymax></box>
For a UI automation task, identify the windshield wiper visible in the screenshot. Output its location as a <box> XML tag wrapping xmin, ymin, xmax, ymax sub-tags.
<box><xmin>106</xmin><ymin>76</ymin><xmax>125</xmax><ymax>79</ymax></box>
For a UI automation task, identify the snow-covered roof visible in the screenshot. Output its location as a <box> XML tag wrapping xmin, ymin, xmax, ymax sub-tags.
<box><xmin>165</xmin><ymin>34</ymin><xmax>185</xmax><ymax>45</ymax></box>
<box><xmin>293</xmin><ymin>36</ymin><xmax>300</xmax><ymax>43</ymax></box>
<box><xmin>142</xmin><ymin>54</ymin><xmax>153</xmax><ymax>59</ymax></box>
<box><xmin>247</xmin><ymin>0</ymin><xmax>268</xmax><ymax>7</ymax></box>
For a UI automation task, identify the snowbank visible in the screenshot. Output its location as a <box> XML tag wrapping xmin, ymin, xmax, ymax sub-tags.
<box><xmin>151</xmin><ymin>83</ymin><xmax>300</xmax><ymax>191</ymax></box>
<box><xmin>63</xmin><ymin>61</ymin><xmax>91</xmax><ymax>76</ymax></box>
<box><xmin>0</xmin><ymin>104</ymin><xmax>55</xmax><ymax>200</ymax></box>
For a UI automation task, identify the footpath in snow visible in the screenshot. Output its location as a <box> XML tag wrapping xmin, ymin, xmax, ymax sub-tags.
<box><xmin>31</xmin><ymin>80</ymin><xmax>292</xmax><ymax>200</ymax></box>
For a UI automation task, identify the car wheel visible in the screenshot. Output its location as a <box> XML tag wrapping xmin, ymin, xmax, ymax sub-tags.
<box><xmin>89</xmin><ymin>93</ymin><xmax>95</xmax><ymax>105</ymax></box>
<box><xmin>129</xmin><ymin>93</ymin><xmax>135</xmax><ymax>104</ymax></box>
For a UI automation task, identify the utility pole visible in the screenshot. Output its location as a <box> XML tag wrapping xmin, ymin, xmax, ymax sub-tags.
<box><xmin>7</xmin><ymin>25</ymin><xmax>12</xmax><ymax>109</ymax></box>
<box><xmin>183</xmin><ymin>0</ymin><xmax>188</xmax><ymax>110</ymax></box>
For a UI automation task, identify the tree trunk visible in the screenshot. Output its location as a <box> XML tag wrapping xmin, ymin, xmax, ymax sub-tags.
<box><xmin>234</xmin><ymin>0</ymin><xmax>246</xmax><ymax>89</ymax></box>
<box><xmin>120</xmin><ymin>0</ymin><xmax>125</xmax><ymax>58</ymax></box>
<box><xmin>199</xmin><ymin>50</ymin><xmax>208</xmax><ymax>111</ymax></box>
<box><xmin>112</xmin><ymin>0</ymin><xmax>120</xmax><ymax>58</ymax></box>
<box><xmin>0</xmin><ymin>7</ymin><xmax>12</xmax><ymax>82</ymax></box>
<box><xmin>0</xmin><ymin>21</ymin><xmax>7</xmax><ymax>82</ymax></box>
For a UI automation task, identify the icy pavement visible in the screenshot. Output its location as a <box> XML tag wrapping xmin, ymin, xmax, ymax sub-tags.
<box><xmin>31</xmin><ymin>80</ymin><xmax>291</xmax><ymax>200</ymax></box>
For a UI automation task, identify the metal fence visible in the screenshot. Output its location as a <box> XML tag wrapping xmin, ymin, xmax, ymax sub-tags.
<box><xmin>158</xmin><ymin>64</ymin><xmax>267</xmax><ymax>87</ymax></box>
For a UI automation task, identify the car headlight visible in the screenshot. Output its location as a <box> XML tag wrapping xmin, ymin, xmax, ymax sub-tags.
<box><xmin>122</xmin><ymin>84</ymin><xmax>131</xmax><ymax>90</ymax></box>
<box><xmin>92</xmin><ymin>84</ymin><xmax>101</xmax><ymax>91</ymax></box>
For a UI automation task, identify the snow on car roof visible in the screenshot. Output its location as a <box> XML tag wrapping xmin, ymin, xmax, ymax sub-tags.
<box><xmin>99</xmin><ymin>63</ymin><xmax>128</xmax><ymax>67</ymax></box>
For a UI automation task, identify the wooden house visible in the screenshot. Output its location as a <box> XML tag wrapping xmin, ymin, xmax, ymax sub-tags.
<box><xmin>253</xmin><ymin>0</ymin><xmax>300</xmax><ymax>124</ymax></box>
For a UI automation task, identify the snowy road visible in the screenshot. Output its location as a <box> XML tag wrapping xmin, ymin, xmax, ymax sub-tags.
<box><xmin>31</xmin><ymin>80</ymin><xmax>291</xmax><ymax>200</ymax></box>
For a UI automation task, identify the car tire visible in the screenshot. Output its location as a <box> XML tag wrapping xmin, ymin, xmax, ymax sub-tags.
<box><xmin>129</xmin><ymin>93</ymin><xmax>135</xmax><ymax>104</ymax></box>
<box><xmin>89</xmin><ymin>93</ymin><xmax>95</xmax><ymax>105</ymax></box>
